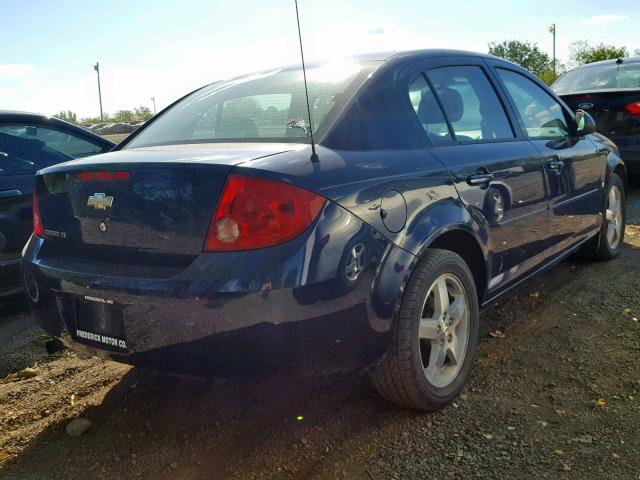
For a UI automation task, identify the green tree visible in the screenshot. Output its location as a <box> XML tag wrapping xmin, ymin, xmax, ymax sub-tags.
<box><xmin>132</xmin><ymin>106</ymin><xmax>153</xmax><ymax>121</ymax></box>
<box><xmin>112</xmin><ymin>110</ymin><xmax>135</xmax><ymax>122</ymax></box>
<box><xmin>570</xmin><ymin>41</ymin><xmax>629</xmax><ymax>66</ymax></box>
<box><xmin>53</xmin><ymin>110</ymin><xmax>78</xmax><ymax>124</ymax></box>
<box><xmin>79</xmin><ymin>115</ymin><xmax>107</xmax><ymax>124</ymax></box>
<box><xmin>539</xmin><ymin>62</ymin><xmax>566</xmax><ymax>86</ymax></box>
<box><xmin>488</xmin><ymin>40</ymin><xmax>552</xmax><ymax>77</ymax></box>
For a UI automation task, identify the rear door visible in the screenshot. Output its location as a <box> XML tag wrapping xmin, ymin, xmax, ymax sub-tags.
<box><xmin>404</xmin><ymin>57</ymin><xmax>549</xmax><ymax>296</ymax></box>
<box><xmin>493</xmin><ymin>66</ymin><xmax>603</xmax><ymax>257</ymax></box>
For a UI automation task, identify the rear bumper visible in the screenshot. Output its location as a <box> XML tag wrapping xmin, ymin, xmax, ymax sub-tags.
<box><xmin>22</xmin><ymin>203</ymin><xmax>415</xmax><ymax>375</ymax></box>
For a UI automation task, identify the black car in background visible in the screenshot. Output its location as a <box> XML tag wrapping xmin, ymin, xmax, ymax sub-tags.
<box><xmin>0</xmin><ymin>111</ymin><xmax>114</xmax><ymax>298</ymax></box>
<box><xmin>553</xmin><ymin>57</ymin><xmax>640</xmax><ymax>173</ymax></box>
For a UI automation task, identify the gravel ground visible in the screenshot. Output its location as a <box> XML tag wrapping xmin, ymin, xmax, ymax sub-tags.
<box><xmin>0</xmin><ymin>298</ymin><xmax>51</xmax><ymax>379</ymax></box>
<box><xmin>1</xmin><ymin>185</ymin><xmax>639</xmax><ymax>480</ymax></box>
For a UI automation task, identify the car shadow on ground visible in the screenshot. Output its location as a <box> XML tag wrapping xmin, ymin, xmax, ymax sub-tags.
<box><xmin>0</xmin><ymin>295</ymin><xmax>27</xmax><ymax>319</ymax></box>
<box><xmin>0</xmin><ymin>295</ymin><xmax>56</xmax><ymax>377</ymax></box>
<box><xmin>0</xmin><ymin>253</ymin><xmax>601</xmax><ymax>480</ymax></box>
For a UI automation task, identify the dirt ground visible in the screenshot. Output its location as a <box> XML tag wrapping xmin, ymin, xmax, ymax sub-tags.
<box><xmin>1</xmin><ymin>186</ymin><xmax>640</xmax><ymax>480</ymax></box>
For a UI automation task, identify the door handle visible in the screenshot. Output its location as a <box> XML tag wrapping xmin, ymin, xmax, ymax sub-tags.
<box><xmin>467</xmin><ymin>172</ymin><xmax>495</xmax><ymax>186</ymax></box>
<box><xmin>0</xmin><ymin>189</ymin><xmax>23</xmax><ymax>200</ymax></box>
<box><xmin>546</xmin><ymin>157</ymin><xmax>565</xmax><ymax>171</ymax></box>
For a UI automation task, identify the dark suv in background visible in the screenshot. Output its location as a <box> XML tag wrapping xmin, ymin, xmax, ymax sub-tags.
<box><xmin>0</xmin><ymin>111</ymin><xmax>113</xmax><ymax>297</ymax></box>
<box><xmin>553</xmin><ymin>57</ymin><xmax>640</xmax><ymax>174</ymax></box>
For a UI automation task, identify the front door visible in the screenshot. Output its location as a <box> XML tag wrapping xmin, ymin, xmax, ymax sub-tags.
<box><xmin>493</xmin><ymin>67</ymin><xmax>603</xmax><ymax>257</ymax></box>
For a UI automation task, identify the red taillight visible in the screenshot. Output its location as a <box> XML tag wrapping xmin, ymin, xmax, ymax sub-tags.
<box><xmin>76</xmin><ymin>171</ymin><xmax>130</xmax><ymax>181</ymax></box>
<box><xmin>33</xmin><ymin>189</ymin><xmax>44</xmax><ymax>238</ymax></box>
<box><xmin>205</xmin><ymin>175</ymin><xmax>325</xmax><ymax>251</ymax></box>
<box><xmin>625</xmin><ymin>102</ymin><xmax>640</xmax><ymax>115</ymax></box>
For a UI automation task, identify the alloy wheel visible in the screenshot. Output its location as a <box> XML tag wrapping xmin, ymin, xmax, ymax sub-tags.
<box><xmin>605</xmin><ymin>185</ymin><xmax>623</xmax><ymax>250</ymax></box>
<box><xmin>418</xmin><ymin>273</ymin><xmax>470</xmax><ymax>388</ymax></box>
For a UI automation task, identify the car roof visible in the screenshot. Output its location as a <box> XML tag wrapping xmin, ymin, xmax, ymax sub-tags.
<box><xmin>0</xmin><ymin>110</ymin><xmax>52</xmax><ymax>122</ymax></box>
<box><xmin>207</xmin><ymin>49</ymin><xmax>512</xmax><ymax>89</ymax></box>
<box><xmin>569</xmin><ymin>56</ymin><xmax>640</xmax><ymax>69</ymax></box>
<box><xmin>324</xmin><ymin>49</ymin><xmax>503</xmax><ymax>66</ymax></box>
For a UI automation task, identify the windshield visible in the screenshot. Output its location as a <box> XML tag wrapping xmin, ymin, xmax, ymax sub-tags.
<box><xmin>552</xmin><ymin>61</ymin><xmax>640</xmax><ymax>94</ymax></box>
<box><xmin>126</xmin><ymin>60</ymin><xmax>376</xmax><ymax>148</ymax></box>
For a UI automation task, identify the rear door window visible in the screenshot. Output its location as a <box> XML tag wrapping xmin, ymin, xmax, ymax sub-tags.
<box><xmin>497</xmin><ymin>69</ymin><xmax>570</xmax><ymax>138</ymax></box>
<box><xmin>32</xmin><ymin>127</ymin><xmax>106</xmax><ymax>158</ymax></box>
<box><xmin>426</xmin><ymin>66</ymin><xmax>515</xmax><ymax>142</ymax></box>
<box><xmin>407</xmin><ymin>74</ymin><xmax>453</xmax><ymax>145</ymax></box>
<box><xmin>0</xmin><ymin>124</ymin><xmax>106</xmax><ymax>175</ymax></box>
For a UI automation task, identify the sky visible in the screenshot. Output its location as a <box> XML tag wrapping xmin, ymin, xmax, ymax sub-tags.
<box><xmin>1</xmin><ymin>0</ymin><xmax>638</xmax><ymax>119</ymax></box>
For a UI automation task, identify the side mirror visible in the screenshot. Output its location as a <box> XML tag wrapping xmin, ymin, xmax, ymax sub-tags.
<box><xmin>575</xmin><ymin>109</ymin><xmax>596</xmax><ymax>136</ymax></box>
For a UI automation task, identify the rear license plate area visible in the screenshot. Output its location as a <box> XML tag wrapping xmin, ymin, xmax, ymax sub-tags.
<box><xmin>56</xmin><ymin>294</ymin><xmax>128</xmax><ymax>352</ymax></box>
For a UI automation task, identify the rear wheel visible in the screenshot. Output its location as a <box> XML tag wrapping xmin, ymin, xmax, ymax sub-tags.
<box><xmin>371</xmin><ymin>249</ymin><xmax>479</xmax><ymax>411</ymax></box>
<box><xmin>582</xmin><ymin>173</ymin><xmax>625</xmax><ymax>260</ymax></box>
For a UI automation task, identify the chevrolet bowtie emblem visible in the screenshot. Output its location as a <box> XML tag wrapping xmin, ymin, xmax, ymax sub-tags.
<box><xmin>87</xmin><ymin>193</ymin><xmax>114</xmax><ymax>210</ymax></box>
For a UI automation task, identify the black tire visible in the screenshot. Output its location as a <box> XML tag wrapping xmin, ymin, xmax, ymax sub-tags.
<box><xmin>370</xmin><ymin>249</ymin><xmax>479</xmax><ymax>411</ymax></box>
<box><xmin>581</xmin><ymin>173</ymin><xmax>625</xmax><ymax>261</ymax></box>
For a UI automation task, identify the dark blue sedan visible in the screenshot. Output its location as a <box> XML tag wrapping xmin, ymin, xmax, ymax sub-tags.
<box><xmin>23</xmin><ymin>50</ymin><xmax>626</xmax><ymax>410</ymax></box>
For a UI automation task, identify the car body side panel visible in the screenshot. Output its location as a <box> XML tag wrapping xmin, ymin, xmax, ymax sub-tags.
<box><xmin>244</xmin><ymin>146</ymin><xmax>458</xmax><ymax>249</ymax></box>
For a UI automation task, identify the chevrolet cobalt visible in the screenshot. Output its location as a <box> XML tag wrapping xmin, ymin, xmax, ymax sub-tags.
<box><xmin>23</xmin><ymin>50</ymin><xmax>626</xmax><ymax>410</ymax></box>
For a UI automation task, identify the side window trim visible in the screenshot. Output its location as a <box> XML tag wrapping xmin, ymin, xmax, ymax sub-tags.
<box><xmin>420</xmin><ymin>72</ymin><xmax>458</xmax><ymax>143</ymax></box>
<box><xmin>396</xmin><ymin>66</ymin><xmax>454</xmax><ymax>147</ymax></box>
<box><xmin>424</xmin><ymin>64</ymin><xmax>519</xmax><ymax>145</ymax></box>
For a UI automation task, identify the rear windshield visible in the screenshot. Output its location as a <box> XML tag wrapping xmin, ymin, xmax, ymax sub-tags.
<box><xmin>552</xmin><ymin>61</ymin><xmax>640</xmax><ymax>94</ymax></box>
<box><xmin>126</xmin><ymin>61</ymin><xmax>375</xmax><ymax>148</ymax></box>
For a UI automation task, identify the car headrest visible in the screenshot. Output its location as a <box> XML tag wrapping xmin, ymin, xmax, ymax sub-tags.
<box><xmin>418</xmin><ymin>86</ymin><xmax>464</xmax><ymax>124</ymax></box>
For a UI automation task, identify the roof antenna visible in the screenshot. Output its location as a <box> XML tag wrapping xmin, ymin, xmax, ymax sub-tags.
<box><xmin>294</xmin><ymin>0</ymin><xmax>319</xmax><ymax>163</ymax></box>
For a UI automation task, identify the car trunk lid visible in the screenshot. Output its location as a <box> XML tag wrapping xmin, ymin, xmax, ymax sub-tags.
<box><xmin>36</xmin><ymin>144</ymin><xmax>294</xmax><ymax>269</ymax></box>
